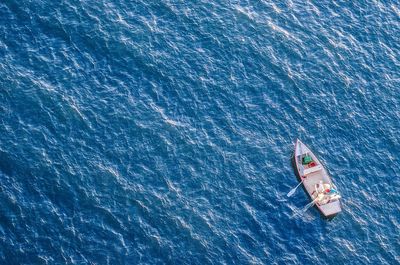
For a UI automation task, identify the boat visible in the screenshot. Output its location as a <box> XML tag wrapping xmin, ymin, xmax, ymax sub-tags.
<box><xmin>292</xmin><ymin>139</ymin><xmax>341</xmax><ymax>218</ymax></box>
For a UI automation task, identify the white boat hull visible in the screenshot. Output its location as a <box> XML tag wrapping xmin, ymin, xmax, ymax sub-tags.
<box><xmin>292</xmin><ymin>139</ymin><xmax>342</xmax><ymax>218</ymax></box>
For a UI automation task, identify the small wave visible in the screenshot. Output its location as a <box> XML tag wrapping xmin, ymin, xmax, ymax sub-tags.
<box><xmin>149</xmin><ymin>102</ymin><xmax>184</xmax><ymax>127</ymax></box>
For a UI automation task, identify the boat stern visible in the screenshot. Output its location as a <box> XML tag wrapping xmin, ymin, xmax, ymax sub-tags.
<box><xmin>318</xmin><ymin>200</ymin><xmax>341</xmax><ymax>218</ymax></box>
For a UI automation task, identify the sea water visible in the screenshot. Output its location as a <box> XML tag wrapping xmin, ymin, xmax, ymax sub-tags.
<box><xmin>0</xmin><ymin>0</ymin><xmax>399</xmax><ymax>264</ymax></box>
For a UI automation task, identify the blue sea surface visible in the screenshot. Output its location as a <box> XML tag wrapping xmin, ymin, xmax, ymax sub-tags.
<box><xmin>0</xmin><ymin>0</ymin><xmax>399</xmax><ymax>264</ymax></box>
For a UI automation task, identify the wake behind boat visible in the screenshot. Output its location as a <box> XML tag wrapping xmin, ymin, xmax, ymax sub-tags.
<box><xmin>292</xmin><ymin>139</ymin><xmax>341</xmax><ymax>218</ymax></box>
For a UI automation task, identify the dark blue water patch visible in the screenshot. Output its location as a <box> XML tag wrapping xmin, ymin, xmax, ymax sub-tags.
<box><xmin>1</xmin><ymin>0</ymin><xmax>400</xmax><ymax>264</ymax></box>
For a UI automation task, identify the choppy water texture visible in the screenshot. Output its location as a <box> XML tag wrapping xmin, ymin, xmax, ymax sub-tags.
<box><xmin>1</xmin><ymin>0</ymin><xmax>399</xmax><ymax>264</ymax></box>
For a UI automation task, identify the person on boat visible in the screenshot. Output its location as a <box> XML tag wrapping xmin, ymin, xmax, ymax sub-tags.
<box><xmin>316</xmin><ymin>181</ymin><xmax>329</xmax><ymax>193</ymax></box>
<box><xmin>324</xmin><ymin>187</ymin><xmax>338</xmax><ymax>195</ymax></box>
<box><xmin>314</xmin><ymin>182</ymin><xmax>340</xmax><ymax>204</ymax></box>
<box><xmin>313</xmin><ymin>181</ymin><xmax>336</xmax><ymax>205</ymax></box>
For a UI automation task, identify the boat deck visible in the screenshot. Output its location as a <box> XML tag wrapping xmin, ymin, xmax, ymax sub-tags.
<box><xmin>294</xmin><ymin>139</ymin><xmax>342</xmax><ymax>218</ymax></box>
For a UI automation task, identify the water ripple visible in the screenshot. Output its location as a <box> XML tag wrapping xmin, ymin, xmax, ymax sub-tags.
<box><xmin>0</xmin><ymin>0</ymin><xmax>399</xmax><ymax>264</ymax></box>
